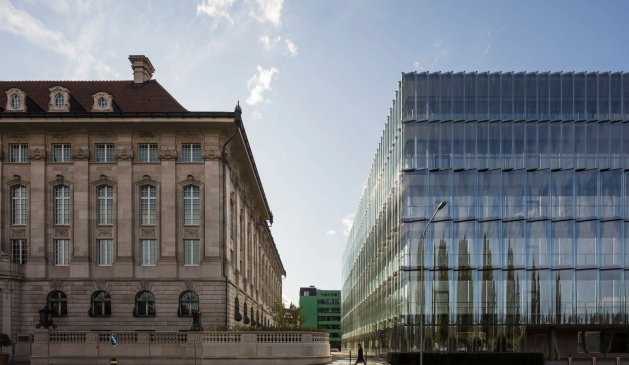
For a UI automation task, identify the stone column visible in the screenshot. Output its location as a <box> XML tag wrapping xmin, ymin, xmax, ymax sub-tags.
<box><xmin>113</xmin><ymin>136</ymin><xmax>134</xmax><ymax>277</ymax></box>
<box><xmin>70</xmin><ymin>140</ymin><xmax>90</xmax><ymax>278</ymax></box>
<box><xmin>202</xmin><ymin>144</ymin><xmax>221</xmax><ymax>278</ymax></box>
<box><xmin>158</xmin><ymin>139</ymin><xmax>177</xmax><ymax>277</ymax></box>
<box><xmin>31</xmin><ymin>329</ymin><xmax>49</xmax><ymax>358</ymax></box>
<box><xmin>26</xmin><ymin>142</ymin><xmax>46</xmax><ymax>278</ymax></box>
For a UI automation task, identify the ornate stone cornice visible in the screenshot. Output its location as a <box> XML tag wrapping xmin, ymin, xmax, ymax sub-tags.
<box><xmin>158</xmin><ymin>148</ymin><xmax>177</xmax><ymax>161</ymax></box>
<box><xmin>202</xmin><ymin>148</ymin><xmax>221</xmax><ymax>160</ymax></box>
<box><xmin>7</xmin><ymin>132</ymin><xmax>29</xmax><ymax>142</ymax></box>
<box><xmin>26</xmin><ymin>148</ymin><xmax>46</xmax><ymax>161</ymax></box>
<box><xmin>70</xmin><ymin>148</ymin><xmax>90</xmax><ymax>160</ymax></box>
<box><xmin>114</xmin><ymin>148</ymin><xmax>134</xmax><ymax>161</ymax></box>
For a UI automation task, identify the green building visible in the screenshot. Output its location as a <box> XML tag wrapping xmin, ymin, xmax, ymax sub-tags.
<box><xmin>300</xmin><ymin>286</ymin><xmax>341</xmax><ymax>349</ymax></box>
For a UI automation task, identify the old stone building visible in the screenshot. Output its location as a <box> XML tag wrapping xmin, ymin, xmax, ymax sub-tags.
<box><xmin>0</xmin><ymin>55</ymin><xmax>285</xmax><ymax>349</ymax></box>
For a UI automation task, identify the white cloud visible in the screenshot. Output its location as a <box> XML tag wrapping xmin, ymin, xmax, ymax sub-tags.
<box><xmin>412</xmin><ymin>41</ymin><xmax>447</xmax><ymax>71</ymax></box>
<box><xmin>246</xmin><ymin>65</ymin><xmax>279</xmax><ymax>106</ymax></box>
<box><xmin>342</xmin><ymin>213</ymin><xmax>355</xmax><ymax>236</ymax></box>
<box><xmin>433</xmin><ymin>40</ymin><xmax>442</xmax><ymax>48</ymax></box>
<box><xmin>326</xmin><ymin>230</ymin><xmax>336</xmax><ymax>235</ymax></box>
<box><xmin>250</xmin><ymin>0</ymin><xmax>283</xmax><ymax>26</ymax></box>
<box><xmin>251</xmin><ymin>110</ymin><xmax>263</xmax><ymax>119</ymax></box>
<box><xmin>282</xmin><ymin>295</ymin><xmax>291</xmax><ymax>307</ymax></box>
<box><xmin>259</xmin><ymin>35</ymin><xmax>281</xmax><ymax>49</ymax></box>
<box><xmin>196</xmin><ymin>0</ymin><xmax>236</xmax><ymax>24</ymax></box>
<box><xmin>0</xmin><ymin>0</ymin><xmax>118</xmax><ymax>80</ymax></box>
<box><xmin>285</xmin><ymin>39</ymin><xmax>297</xmax><ymax>57</ymax></box>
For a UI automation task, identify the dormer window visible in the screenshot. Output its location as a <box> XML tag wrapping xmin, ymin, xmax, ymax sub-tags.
<box><xmin>4</xmin><ymin>88</ymin><xmax>27</xmax><ymax>112</ymax></box>
<box><xmin>55</xmin><ymin>94</ymin><xmax>65</xmax><ymax>108</ymax></box>
<box><xmin>48</xmin><ymin>86</ymin><xmax>70</xmax><ymax>112</ymax></box>
<box><xmin>91</xmin><ymin>92</ymin><xmax>114</xmax><ymax>112</ymax></box>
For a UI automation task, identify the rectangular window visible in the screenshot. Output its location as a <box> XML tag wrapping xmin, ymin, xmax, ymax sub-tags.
<box><xmin>140</xmin><ymin>186</ymin><xmax>157</xmax><ymax>225</ymax></box>
<box><xmin>600</xmin><ymin>170</ymin><xmax>622</xmax><ymax>220</ymax></box>
<box><xmin>141</xmin><ymin>239</ymin><xmax>156</xmax><ymax>266</ymax></box>
<box><xmin>453</xmin><ymin>170</ymin><xmax>476</xmax><ymax>221</ymax></box>
<box><xmin>403</xmin><ymin>122</ymin><xmax>416</xmax><ymax>170</ymax></box>
<box><xmin>576</xmin><ymin>270</ymin><xmax>597</xmax><ymax>324</ymax></box>
<box><xmin>52</xmin><ymin>144</ymin><xmax>71</xmax><ymax>163</ymax></box>
<box><xmin>503</xmin><ymin>221</ymin><xmax>525</xmax><ymax>268</ymax></box>
<box><xmin>453</xmin><ymin>221</ymin><xmax>475</xmax><ymax>269</ymax></box>
<box><xmin>552</xmin><ymin>220</ymin><xmax>574</xmax><ymax>269</ymax></box>
<box><xmin>601</xmin><ymin>220</ymin><xmax>621</xmax><ymax>268</ymax></box>
<box><xmin>552</xmin><ymin>270</ymin><xmax>574</xmax><ymax>323</ymax></box>
<box><xmin>527</xmin><ymin>220</ymin><xmax>549</xmax><ymax>269</ymax></box>
<box><xmin>527</xmin><ymin>269</ymin><xmax>550</xmax><ymax>324</ymax></box>
<box><xmin>551</xmin><ymin>170</ymin><xmax>574</xmax><ymax>220</ymax></box>
<box><xmin>97</xmin><ymin>239</ymin><xmax>113</xmax><ymax>266</ymax></box>
<box><xmin>10</xmin><ymin>144</ymin><xmax>28</xmax><ymax>162</ymax></box>
<box><xmin>479</xmin><ymin>220</ymin><xmax>500</xmax><ymax>269</ymax></box>
<box><xmin>182</xmin><ymin>144</ymin><xmax>202</xmax><ymax>162</ymax></box>
<box><xmin>503</xmin><ymin>170</ymin><xmax>526</xmax><ymax>220</ymax></box>
<box><xmin>184</xmin><ymin>240</ymin><xmax>200</xmax><ymax>266</ymax></box>
<box><xmin>549</xmin><ymin>122</ymin><xmax>561</xmax><ymax>169</ymax></box>
<box><xmin>576</xmin><ymin>220</ymin><xmax>597</xmax><ymax>268</ymax></box>
<box><xmin>183</xmin><ymin>186</ymin><xmax>200</xmax><ymax>225</ymax></box>
<box><xmin>527</xmin><ymin>170</ymin><xmax>550</xmax><ymax>220</ymax></box>
<box><xmin>139</xmin><ymin>144</ymin><xmax>158</xmax><ymax>163</ymax></box>
<box><xmin>54</xmin><ymin>239</ymin><xmax>69</xmax><ymax>266</ymax></box>
<box><xmin>97</xmin><ymin>186</ymin><xmax>113</xmax><ymax>225</ymax></box>
<box><xmin>12</xmin><ymin>186</ymin><xmax>27</xmax><ymax>225</ymax></box>
<box><xmin>429</xmin><ymin>170</ymin><xmax>451</xmax><ymax>220</ymax></box>
<box><xmin>478</xmin><ymin>170</ymin><xmax>500</xmax><ymax>220</ymax></box>
<box><xmin>95</xmin><ymin>144</ymin><xmax>115</xmax><ymax>162</ymax></box>
<box><xmin>575</xmin><ymin>170</ymin><xmax>598</xmax><ymax>220</ymax></box>
<box><xmin>54</xmin><ymin>186</ymin><xmax>70</xmax><ymax>225</ymax></box>
<box><xmin>11</xmin><ymin>239</ymin><xmax>26</xmax><ymax>264</ymax></box>
<box><xmin>402</xmin><ymin>170</ymin><xmax>429</xmax><ymax>221</ymax></box>
<box><xmin>600</xmin><ymin>270</ymin><xmax>622</xmax><ymax>324</ymax></box>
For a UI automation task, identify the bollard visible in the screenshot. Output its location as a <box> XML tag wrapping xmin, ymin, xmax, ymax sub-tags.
<box><xmin>111</xmin><ymin>357</ymin><xmax>117</xmax><ymax>365</ymax></box>
<box><xmin>616</xmin><ymin>357</ymin><xmax>621</xmax><ymax>365</ymax></box>
<box><xmin>568</xmin><ymin>357</ymin><xmax>572</xmax><ymax>365</ymax></box>
<box><xmin>592</xmin><ymin>357</ymin><xmax>596</xmax><ymax>365</ymax></box>
<box><xmin>349</xmin><ymin>351</ymin><xmax>351</xmax><ymax>364</ymax></box>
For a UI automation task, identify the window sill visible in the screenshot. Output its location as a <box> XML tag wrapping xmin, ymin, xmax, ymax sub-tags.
<box><xmin>97</xmin><ymin>264</ymin><xmax>113</xmax><ymax>267</ymax></box>
<box><xmin>55</xmin><ymin>265</ymin><xmax>69</xmax><ymax>267</ymax></box>
<box><xmin>141</xmin><ymin>265</ymin><xmax>156</xmax><ymax>267</ymax></box>
<box><xmin>184</xmin><ymin>265</ymin><xmax>200</xmax><ymax>267</ymax></box>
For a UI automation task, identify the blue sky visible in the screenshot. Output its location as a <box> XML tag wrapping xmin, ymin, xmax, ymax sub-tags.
<box><xmin>1</xmin><ymin>0</ymin><xmax>628</xmax><ymax>305</ymax></box>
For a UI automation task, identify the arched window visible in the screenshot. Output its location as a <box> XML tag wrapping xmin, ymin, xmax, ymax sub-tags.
<box><xmin>12</xmin><ymin>186</ymin><xmax>27</xmax><ymax>225</ymax></box>
<box><xmin>256</xmin><ymin>310</ymin><xmax>259</xmax><ymax>326</ymax></box>
<box><xmin>243</xmin><ymin>302</ymin><xmax>250</xmax><ymax>324</ymax></box>
<box><xmin>55</xmin><ymin>94</ymin><xmax>65</xmax><ymax>108</ymax></box>
<box><xmin>135</xmin><ymin>291</ymin><xmax>155</xmax><ymax>317</ymax></box>
<box><xmin>97</xmin><ymin>186</ymin><xmax>113</xmax><ymax>225</ymax></box>
<box><xmin>183</xmin><ymin>186</ymin><xmax>200</xmax><ymax>225</ymax></box>
<box><xmin>91</xmin><ymin>291</ymin><xmax>111</xmax><ymax>317</ymax></box>
<box><xmin>179</xmin><ymin>291</ymin><xmax>199</xmax><ymax>317</ymax></box>
<box><xmin>48</xmin><ymin>291</ymin><xmax>67</xmax><ymax>317</ymax></box>
<box><xmin>98</xmin><ymin>97</ymin><xmax>107</xmax><ymax>108</ymax></box>
<box><xmin>140</xmin><ymin>186</ymin><xmax>157</xmax><ymax>225</ymax></box>
<box><xmin>11</xmin><ymin>94</ymin><xmax>20</xmax><ymax>109</ymax></box>
<box><xmin>54</xmin><ymin>186</ymin><xmax>70</xmax><ymax>225</ymax></box>
<box><xmin>235</xmin><ymin>297</ymin><xmax>242</xmax><ymax>321</ymax></box>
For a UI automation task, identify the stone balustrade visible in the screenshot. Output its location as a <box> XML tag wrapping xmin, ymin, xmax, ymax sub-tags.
<box><xmin>24</xmin><ymin>330</ymin><xmax>331</xmax><ymax>364</ymax></box>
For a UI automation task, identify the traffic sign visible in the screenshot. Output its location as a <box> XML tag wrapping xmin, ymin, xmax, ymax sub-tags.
<box><xmin>110</xmin><ymin>334</ymin><xmax>118</xmax><ymax>347</ymax></box>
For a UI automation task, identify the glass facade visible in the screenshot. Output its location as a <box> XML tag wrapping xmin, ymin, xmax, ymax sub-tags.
<box><xmin>342</xmin><ymin>71</ymin><xmax>629</xmax><ymax>356</ymax></box>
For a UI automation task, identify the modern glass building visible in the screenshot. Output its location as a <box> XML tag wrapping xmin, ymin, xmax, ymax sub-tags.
<box><xmin>300</xmin><ymin>286</ymin><xmax>342</xmax><ymax>349</ymax></box>
<box><xmin>341</xmin><ymin>71</ymin><xmax>629</xmax><ymax>359</ymax></box>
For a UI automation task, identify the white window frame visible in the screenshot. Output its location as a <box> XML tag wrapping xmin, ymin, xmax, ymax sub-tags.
<box><xmin>141</xmin><ymin>239</ymin><xmax>157</xmax><ymax>266</ymax></box>
<box><xmin>138</xmin><ymin>143</ymin><xmax>158</xmax><ymax>163</ymax></box>
<box><xmin>54</xmin><ymin>239</ymin><xmax>70</xmax><ymax>266</ymax></box>
<box><xmin>54</xmin><ymin>186</ymin><xmax>70</xmax><ymax>225</ymax></box>
<box><xmin>183</xmin><ymin>186</ymin><xmax>200</xmax><ymax>225</ymax></box>
<box><xmin>12</xmin><ymin>186</ymin><xmax>27</xmax><ymax>225</ymax></box>
<box><xmin>97</xmin><ymin>239</ymin><xmax>113</xmax><ymax>266</ymax></box>
<box><xmin>184</xmin><ymin>240</ymin><xmax>200</xmax><ymax>266</ymax></box>
<box><xmin>52</xmin><ymin>144</ymin><xmax>72</xmax><ymax>163</ymax></box>
<box><xmin>55</xmin><ymin>94</ymin><xmax>65</xmax><ymax>108</ymax></box>
<box><xmin>95</xmin><ymin>144</ymin><xmax>115</xmax><ymax>163</ymax></box>
<box><xmin>11</xmin><ymin>94</ymin><xmax>21</xmax><ymax>109</ymax></box>
<box><xmin>181</xmin><ymin>143</ymin><xmax>201</xmax><ymax>162</ymax></box>
<box><xmin>12</xmin><ymin>239</ymin><xmax>27</xmax><ymax>264</ymax></box>
<box><xmin>10</xmin><ymin>144</ymin><xmax>28</xmax><ymax>163</ymax></box>
<box><xmin>97</xmin><ymin>186</ymin><xmax>113</xmax><ymax>225</ymax></box>
<box><xmin>140</xmin><ymin>186</ymin><xmax>157</xmax><ymax>225</ymax></box>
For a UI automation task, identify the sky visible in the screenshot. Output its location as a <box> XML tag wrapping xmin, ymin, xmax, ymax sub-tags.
<box><xmin>1</xmin><ymin>0</ymin><xmax>629</xmax><ymax>306</ymax></box>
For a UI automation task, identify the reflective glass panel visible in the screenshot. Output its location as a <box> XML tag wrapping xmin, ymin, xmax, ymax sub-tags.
<box><xmin>464</xmin><ymin>122</ymin><xmax>476</xmax><ymax>169</ymax></box>
<box><xmin>489</xmin><ymin>72</ymin><xmax>500</xmax><ymax>120</ymax></box>
<box><xmin>430</xmin><ymin>221</ymin><xmax>452</xmax><ymax>269</ymax></box>
<box><xmin>452</xmin><ymin>122</ymin><xmax>465</xmax><ymax>169</ymax></box>
<box><xmin>501</xmin><ymin>72</ymin><xmax>513</xmax><ymax>120</ymax></box>
<box><xmin>465</xmin><ymin>73</ymin><xmax>476</xmax><ymax>120</ymax></box>
<box><xmin>598</xmin><ymin>122</ymin><xmax>610</xmax><ymax>169</ymax></box>
<box><xmin>599</xmin><ymin>73</ymin><xmax>610</xmax><ymax>120</ymax></box>
<box><xmin>454</xmin><ymin>221</ymin><xmax>476</xmax><ymax>269</ymax></box>
<box><xmin>453</xmin><ymin>73</ymin><xmax>465</xmax><ymax>120</ymax></box>
<box><xmin>586</xmin><ymin>122</ymin><xmax>597</xmax><ymax>169</ymax></box>
<box><xmin>527</xmin><ymin>270</ymin><xmax>550</xmax><ymax>324</ymax></box>
<box><xmin>478</xmin><ymin>170</ymin><xmax>501</xmax><ymax>220</ymax></box>
<box><xmin>574</xmin><ymin>73</ymin><xmax>586</xmax><ymax>120</ymax></box>
<box><xmin>513</xmin><ymin>122</ymin><xmax>525</xmax><ymax>169</ymax></box>
<box><xmin>479</xmin><ymin>269</ymin><xmax>500</xmax><ymax>325</ymax></box>
<box><xmin>526</xmin><ymin>73</ymin><xmax>537</xmax><ymax>120</ymax></box>
<box><xmin>552</xmin><ymin>270</ymin><xmax>574</xmax><ymax>324</ymax></box>
<box><xmin>586</xmin><ymin>73</ymin><xmax>597</xmax><ymax>120</ymax></box>
<box><xmin>610</xmin><ymin>72</ymin><xmax>622</xmax><ymax>120</ymax></box>
<box><xmin>402</xmin><ymin>170</ymin><xmax>429</xmax><ymax>221</ymax></box>
<box><xmin>574</xmin><ymin>122</ymin><xmax>586</xmax><ymax>169</ymax></box>
<box><xmin>576</xmin><ymin>220</ymin><xmax>598</xmax><ymax>268</ymax></box>
<box><xmin>503</xmin><ymin>170</ymin><xmax>526</xmax><ymax>220</ymax></box>
<box><xmin>513</xmin><ymin>73</ymin><xmax>525</xmax><ymax>120</ymax></box>
<box><xmin>454</xmin><ymin>269</ymin><xmax>475</xmax><ymax>325</ymax></box>
<box><xmin>479</xmin><ymin>221</ymin><xmax>500</xmax><ymax>269</ymax></box>
<box><xmin>488</xmin><ymin>122</ymin><xmax>501</xmax><ymax>169</ymax></box>
<box><xmin>549</xmin><ymin>122</ymin><xmax>561</xmax><ymax>169</ymax></box>
<box><xmin>552</xmin><ymin>220</ymin><xmax>574</xmax><ymax>269</ymax></box>
<box><xmin>609</xmin><ymin>122</ymin><xmax>621</xmax><ymax>169</ymax></box>
<box><xmin>503</xmin><ymin>220</ymin><xmax>525</xmax><ymax>269</ymax></box>
<box><xmin>551</xmin><ymin>170</ymin><xmax>574</xmax><ymax>220</ymax></box>
<box><xmin>441</xmin><ymin>72</ymin><xmax>452</xmax><ymax>119</ymax></box>
<box><xmin>576</xmin><ymin>170</ymin><xmax>598</xmax><ymax>220</ymax></box>
<box><xmin>440</xmin><ymin>122</ymin><xmax>452</xmax><ymax>169</ymax></box>
<box><xmin>429</xmin><ymin>170</ymin><xmax>451</xmax><ymax>220</ymax></box>
<box><xmin>428</xmin><ymin>122</ymin><xmax>439</xmax><ymax>169</ymax></box>
<box><xmin>477</xmin><ymin>72</ymin><xmax>488</xmax><ymax>120</ymax></box>
<box><xmin>417</xmin><ymin>73</ymin><xmax>428</xmax><ymax>119</ymax></box>
<box><xmin>502</xmin><ymin>122</ymin><xmax>513</xmax><ymax>169</ymax></box>
<box><xmin>526</xmin><ymin>122</ymin><xmax>538</xmax><ymax>169</ymax></box>
<box><xmin>453</xmin><ymin>170</ymin><xmax>476</xmax><ymax>221</ymax></box>
<box><xmin>528</xmin><ymin>221</ymin><xmax>550</xmax><ymax>269</ymax></box>
<box><xmin>428</xmin><ymin>72</ymin><xmax>440</xmax><ymax>120</ymax></box>
<box><xmin>416</xmin><ymin>122</ymin><xmax>428</xmax><ymax>169</ymax></box>
<box><xmin>600</xmin><ymin>270</ymin><xmax>622</xmax><ymax>324</ymax></box>
<box><xmin>402</xmin><ymin>73</ymin><xmax>416</xmax><ymax>121</ymax></box>
<box><xmin>477</xmin><ymin>122</ymin><xmax>488</xmax><ymax>169</ymax></box>
<box><xmin>562</xmin><ymin>72</ymin><xmax>574</xmax><ymax>120</ymax></box>
<box><xmin>538</xmin><ymin>72</ymin><xmax>549</xmax><ymax>120</ymax></box>
<box><xmin>600</xmin><ymin>220</ymin><xmax>621</xmax><ymax>268</ymax></box>
<box><xmin>504</xmin><ymin>269</ymin><xmax>526</xmax><ymax>325</ymax></box>
<box><xmin>562</xmin><ymin>122</ymin><xmax>574</xmax><ymax>169</ymax></box>
<box><xmin>549</xmin><ymin>72</ymin><xmax>561</xmax><ymax>120</ymax></box>
<box><xmin>403</xmin><ymin>122</ymin><xmax>416</xmax><ymax>169</ymax></box>
<box><xmin>538</xmin><ymin>122</ymin><xmax>549</xmax><ymax>169</ymax></box>
<box><xmin>576</xmin><ymin>270</ymin><xmax>597</xmax><ymax>324</ymax></box>
<box><xmin>600</xmin><ymin>170</ymin><xmax>622</xmax><ymax>220</ymax></box>
<box><xmin>527</xmin><ymin>170</ymin><xmax>550</xmax><ymax>220</ymax></box>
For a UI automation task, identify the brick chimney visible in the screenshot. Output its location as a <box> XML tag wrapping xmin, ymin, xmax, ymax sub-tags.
<box><xmin>129</xmin><ymin>55</ymin><xmax>155</xmax><ymax>84</ymax></box>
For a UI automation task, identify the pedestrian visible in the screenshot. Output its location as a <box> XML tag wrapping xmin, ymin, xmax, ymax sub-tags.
<box><xmin>354</xmin><ymin>343</ymin><xmax>366</xmax><ymax>364</ymax></box>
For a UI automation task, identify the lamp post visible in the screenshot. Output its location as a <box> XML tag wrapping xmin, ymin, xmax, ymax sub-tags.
<box><xmin>36</xmin><ymin>305</ymin><xmax>56</xmax><ymax>330</ymax></box>
<box><xmin>191</xmin><ymin>310</ymin><xmax>204</xmax><ymax>331</ymax></box>
<box><xmin>402</xmin><ymin>201</ymin><xmax>446</xmax><ymax>365</ymax></box>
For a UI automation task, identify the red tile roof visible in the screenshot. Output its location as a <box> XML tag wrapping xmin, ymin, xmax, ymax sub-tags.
<box><xmin>0</xmin><ymin>80</ymin><xmax>187</xmax><ymax>112</ymax></box>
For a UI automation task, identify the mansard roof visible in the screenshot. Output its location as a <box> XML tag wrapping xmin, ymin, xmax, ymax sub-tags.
<box><xmin>0</xmin><ymin>80</ymin><xmax>187</xmax><ymax>113</ymax></box>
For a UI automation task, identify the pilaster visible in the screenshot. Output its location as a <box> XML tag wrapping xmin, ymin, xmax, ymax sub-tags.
<box><xmin>114</xmin><ymin>134</ymin><xmax>134</xmax><ymax>277</ymax></box>
<box><xmin>70</xmin><ymin>135</ymin><xmax>89</xmax><ymax>278</ymax></box>
<box><xmin>159</xmin><ymin>134</ymin><xmax>177</xmax><ymax>277</ymax></box>
<box><xmin>202</xmin><ymin>139</ymin><xmax>221</xmax><ymax>278</ymax></box>
<box><xmin>26</xmin><ymin>138</ymin><xmax>46</xmax><ymax>278</ymax></box>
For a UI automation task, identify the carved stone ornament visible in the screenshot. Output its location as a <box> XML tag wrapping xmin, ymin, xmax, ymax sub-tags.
<box><xmin>7</xmin><ymin>132</ymin><xmax>28</xmax><ymax>142</ymax></box>
<box><xmin>185</xmin><ymin>280</ymin><xmax>194</xmax><ymax>291</ymax></box>
<box><xmin>94</xmin><ymin>281</ymin><xmax>107</xmax><ymax>291</ymax></box>
<box><xmin>158</xmin><ymin>149</ymin><xmax>177</xmax><ymax>161</ymax></box>
<box><xmin>51</xmin><ymin>132</ymin><xmax>72</xmax><ymax>141</ymax></box>
<box><xmin>5</xmin><ymin>88</ymin><xmax>27</xmax><ymax>112</ymax></box>
<box><xmin>114</xmin><ymin>148</ymin><xmax>133</xmax><ymax>161</ymax></box>
<box><xmin>48</xmin><ymin>86</ymin><xmax>71</xmax><ymax>112</ymax></box>
<box><xmin>99</xmin><ymin>175</ymin><xmax>108</xmax><ymax>182</ymax></box>
<box><xmin>91</xmin><ymin>92</ymin><xmax>114</xmax><ymax>112</ymax></box>
<box><xmin>13</xmin><ymin>175</ymin><xmax>21</xmax><ymax>182</ymax></box>
<box><xmin>179</xmin><ymin>132</ymin><xmax>199</xmax><ymax>141</ymax></box>
<box><xmin>26</xmin><ymin>148</ymin><xmax>46</xmax><ymax>160</ymax></box>
<box><xmin>93</xmin><ymin>132</ymin><xmax>114</xmax><ymax>142</ymax></box>
<box><xmin>49</xmin><ymin>280</ymin><xmax>63</xmax><ymax>291</ymax></box>
<box><xmin>138</xmin><ymin>132</ymin><xmax>155</xmax><ymax>141</ymax></box>
<box><xmin>70</xmin><ymin>148</ymin><xmax>90</xmax><ymax>160</ymax></box>
<box><xmin>54</xmin><ymin>227</ymin><xmax>69</xmax><ymax>238</ymax></box>
<box><xmin>186</xmin><ymin>175</ymin><xmax>194</xmax><ymax>182</ymax></box>
<box><xmin>55</xmin><ymin>174</ymin><xmax>64</xmax><ymax>182</ymax></box>
<box><xmin>139</xmin><ymin>280</ymin><xmax>150</xmax><ymax>291</ymax></box>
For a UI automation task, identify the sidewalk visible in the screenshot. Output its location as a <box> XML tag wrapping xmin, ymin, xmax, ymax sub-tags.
<box><xmin>331</xmin><ymin>351</ymin><xmax>389</xmax><ymax>364</ymax></box>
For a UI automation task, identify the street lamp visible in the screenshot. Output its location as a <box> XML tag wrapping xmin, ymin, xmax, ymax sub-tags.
<box><xmin>36</xmin><ymin>305</ymin><xmax>56</xmax><ymax>329</ymax></box>
<box><xmin>191</xmin><ymin>310</ymin><xmax>204</xmax><ymax>331</ymax></box>
<box><xmin>402</xmin><ymin>201</ymin><xmax>446</xmax><ymax>365</ymax></box>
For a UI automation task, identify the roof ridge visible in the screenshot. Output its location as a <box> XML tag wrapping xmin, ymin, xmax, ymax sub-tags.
<box><xmin>0</xmin><ymin>80</ymin><xmax>135</xmax><ymax>82</ymax></box>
